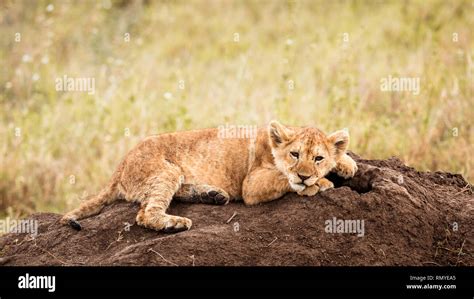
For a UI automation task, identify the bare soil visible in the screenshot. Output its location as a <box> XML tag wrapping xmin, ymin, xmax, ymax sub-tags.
<box><xmin>0</xmin><ymin>154</ymin><xmax>472</xmax><ymax>266</ymax></box>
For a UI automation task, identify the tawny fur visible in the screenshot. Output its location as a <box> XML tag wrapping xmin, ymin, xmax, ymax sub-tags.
<box><xmin>61</xmin><ymin>121</ymin><xmax>358</xmax><ymax>233</ymax></box>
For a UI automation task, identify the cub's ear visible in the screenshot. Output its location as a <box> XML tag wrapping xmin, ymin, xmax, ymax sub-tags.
<box><xmin>328</xmin><ymin>128</ymin><xmax>349</xmax><ymax>156</ymax></box>
<box><xmin>268</xmin><ymin>120</ymin><xmax>293</xmax><ymax>147</ymax></box>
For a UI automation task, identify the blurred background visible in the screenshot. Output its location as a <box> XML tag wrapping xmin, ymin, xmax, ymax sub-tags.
<box><xmin>0</xmin><ymin>0</ymin><xmax>473</xmax><ymax>219</ymax></box>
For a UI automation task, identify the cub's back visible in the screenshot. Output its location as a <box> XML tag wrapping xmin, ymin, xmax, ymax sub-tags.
<box><xmin>128</xmin><ymin>128</ymin><xmax>259</xmax><ymax>198</ymax></box>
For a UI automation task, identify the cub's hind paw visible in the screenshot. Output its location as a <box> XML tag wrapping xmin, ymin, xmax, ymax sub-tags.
<box><xmin>161</xmin><ymin>215</ymin><xmax>192</xmax><ymax>233</ymax></box>
<box><xmin>175</xmin><ymin>184</ymin><xmax>230</xmax><ymax>205</ymax></box>
<box><xmin>136</xmin><ymin>211</ymin><xmax>192</xmax><ymax>234</ymax></box>
<box><xmin>199</xmin><ymin>189</ymin><xmax>230</xmax><ymax>205</ymax></box>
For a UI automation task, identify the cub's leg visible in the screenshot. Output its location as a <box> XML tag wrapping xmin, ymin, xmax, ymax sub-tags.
<box><xmin>242</xmin><ymin>167</ymin><xmax>292</xmax><ymax>205</ymax></box>
<box><xmin>174</xmin><ymin>184</ymin><xmax>230</xmax><ymax>205</ymax></box>
<box><xmin>334</xmin><ymin>153</ymin><xmax>358</xmax><ymax>179</ymax></box>
<box><xmin>135</xmin><ymin>165</ymin><xmax>192</xmax><ymax>233</ymax></box>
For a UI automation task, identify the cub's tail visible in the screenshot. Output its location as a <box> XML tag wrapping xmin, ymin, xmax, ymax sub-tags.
<box><xmin>60</xmin><ymin>186</ymin><xmax>118</xmax><ymax>231</ymax></box>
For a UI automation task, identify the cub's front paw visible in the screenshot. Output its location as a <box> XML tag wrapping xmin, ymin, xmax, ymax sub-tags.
<box><xmin>290</xmin><ymin>182</ymin><xmax>306</xmax><ymax>193</ymax></box>
<box><xmin>297</xmin><ymin>184</ymin><xmax>320</xmax><ymax>196</ymax></box>
<box><xmin>316</xmin><ymin>178</ymin><xmax>334</xmax><ymax>191</ymax></box>
<box><xmin>335</xmin><ymin>155</ymin><xmax>358</xmax><ymax>179</ymax></box>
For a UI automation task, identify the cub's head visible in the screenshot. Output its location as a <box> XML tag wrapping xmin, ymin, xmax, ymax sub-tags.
<box><xmin>268</xmin><ymin>120</ymin><xmax>350</xmax><ymax>191</ymax></box>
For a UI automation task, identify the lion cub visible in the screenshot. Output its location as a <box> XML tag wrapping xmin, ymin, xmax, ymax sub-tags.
<box><xmin>61</xmin><ymin>121</ymin><xmax>357</xmax><ymax>233</ymax></box>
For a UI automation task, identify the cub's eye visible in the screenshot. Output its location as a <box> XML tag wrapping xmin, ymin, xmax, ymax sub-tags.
<box><xmin>314</xmin><ymin>156</ymin><xmax>324</xmax><ymax>162</ymax></box>
<box><xmin>290</xmin><ymin>152</ymin><xmax>299</xmax><ymax>159</ymax></box>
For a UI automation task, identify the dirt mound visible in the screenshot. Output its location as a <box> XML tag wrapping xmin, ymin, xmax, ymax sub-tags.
<box><xmin>0</xmin><ymin>154</ymin><xmax>472</xmax><ymax>266</ymax></box>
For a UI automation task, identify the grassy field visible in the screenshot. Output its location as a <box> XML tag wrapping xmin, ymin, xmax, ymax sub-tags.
<box><xmin>0</xmin><ymin>0</ymin><xmax>473</xmax><ymax>218</ymax></box>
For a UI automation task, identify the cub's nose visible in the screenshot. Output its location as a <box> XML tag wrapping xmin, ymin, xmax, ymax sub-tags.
<box><xmin>297</xmin><ymin>174</ymin><xmax>310</xmax><ymax>181</ymax></box>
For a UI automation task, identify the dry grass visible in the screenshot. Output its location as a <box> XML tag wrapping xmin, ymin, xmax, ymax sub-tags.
<box><xmin>0</xmin><ymin>0</ymin><xmax>473</xmax><ymax>218</ymax></box>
